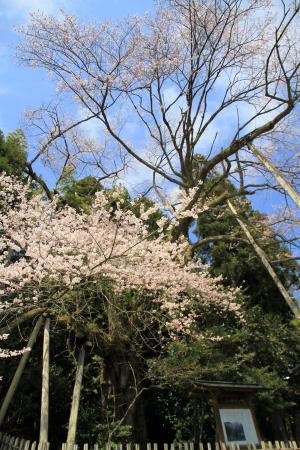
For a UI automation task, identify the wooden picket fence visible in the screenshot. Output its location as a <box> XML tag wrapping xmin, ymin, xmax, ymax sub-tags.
<box><xmin>0</xmin><ymin>434</ymin><xmax>299</xmax><ymax>450</ymax></box>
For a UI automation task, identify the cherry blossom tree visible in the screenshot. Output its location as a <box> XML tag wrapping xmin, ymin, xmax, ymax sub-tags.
<box><xmin>0</xmin><ymin>172</ymin><xmax>242</xmax><ymax>440</ymax></box>
<box><xmin>0</xmin><ymin>173</ymin><xmax>240</xmax><ymax>337</ymax></box>
<box><xmin>16</xmin><ymin>0</ymin><xmax>300</xmax><ymax>223</ymax></box>
<box><xmin>2</xmin><ymin>2</ymin><xmax>300</xmax><ymax>434</ymax></box>
<box><xmin>14</xmin><ymin>0</ymin><xmax>300</xmax><ymax>316</ymax></box>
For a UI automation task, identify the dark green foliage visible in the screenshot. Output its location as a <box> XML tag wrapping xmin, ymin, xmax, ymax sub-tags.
<box><xmin>60</xmin><ymin>175</ymin><xmax>103</xmax><ymax>212</ymax></box>
<box><xmin>148</xmin><ymin>304</ymin><xmax>300</xmax><ymax>440</ymax></box>
<box><xmin>2</xmin><ymin>170</ymin><xmax>300</xmax><ymax>443</ymax></box>
<box><xmin>195</xmin><ymin>193</ymin><xmax>299</xmax><ymax>315</ymax></box>
<box><xmin>0</xmin><ymin>324</ymin><xmax>74</xmax><ymax>445</ymax></box>
<box><xmin>145</xmin><ymin>388</ymin><xmax>215</xmax><ymax>442</ymax></box>
<box><xmin>0</xmin><ymin>129</ymin><xmax>27</xmax><ymax>177</ymax></box>
<box><xmin>60</xmin><ymin>174</ymin><xmax>163</xmax><ymax>236</ymax></box>
<box><xmin>130</xmin><ymin>196</ymin><xmax>163</xmax><ymax>235</ymax></box>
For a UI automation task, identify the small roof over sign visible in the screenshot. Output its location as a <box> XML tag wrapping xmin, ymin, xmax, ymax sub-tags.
<box><xmin>192</xmin><ymin>380</ymin><xmax>267</xmax><ymax>392</ymax></box>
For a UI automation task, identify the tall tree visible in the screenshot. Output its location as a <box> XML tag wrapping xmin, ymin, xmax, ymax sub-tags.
<box><xmin>17</xmin><ymin>0</ymin><xmax>300</xmax><ymax>244</ymax></box>
<box><xmin>194</xmin><ymin>185</ymin><xmax>300</xmax><ymax>315</ymax></box>
<box><xmin>16</xmin><ymin>0</ymin><xmax>300</xmax><ymax>315</ymax></box>
<box><xmin>0</xmin><ymin>173</ymin><xmax>240</xmax><ymax>442</ymax></box>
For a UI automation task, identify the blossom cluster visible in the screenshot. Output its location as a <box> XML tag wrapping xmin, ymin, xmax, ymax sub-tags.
<box><xmin>0</xmin><ymin>174</ymin><xmax>240</xmax><ymax>335</ymax></box>
<box><xmin>16</xmin><ymin>2</ymin><xmax>283</xmax><ymax>114</ymax></box>
<box><xmin>0</xmin><ymin>334</ymin><xmax>29</xmax><ymax>361</ymax></box>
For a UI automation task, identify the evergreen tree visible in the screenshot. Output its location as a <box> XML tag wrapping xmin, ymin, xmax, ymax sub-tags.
<box><xmin>0</xmin><ymin>129</ymin><xmax>27</xmax><ymax>177</ymax></box>
<box><xmin>194</xmin><ymin>180</ymin><xmax>299</xmax><ymax>315</ymax></box>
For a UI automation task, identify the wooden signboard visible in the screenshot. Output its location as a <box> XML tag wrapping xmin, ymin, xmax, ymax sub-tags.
<box><xmin>192</xmin><ymin>380</ymin><xmax>264</xmax><ymax>444</ymax></box>
<box><xmin>219</xmin><ymin>408</ymin><xmax>259</xmax><ymax>444</ymax></box>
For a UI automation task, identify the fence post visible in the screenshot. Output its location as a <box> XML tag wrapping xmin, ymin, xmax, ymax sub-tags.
<box><xmin>24</xmin><ymin>441</ymin><xmax>31</xmax><ymax>450</ymax></box>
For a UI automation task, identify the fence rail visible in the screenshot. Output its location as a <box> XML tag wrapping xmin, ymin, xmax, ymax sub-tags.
<box><xmin>0</xmin><ymin>434</ymin><xmax>299</xmax><ymax>450</ymax></box>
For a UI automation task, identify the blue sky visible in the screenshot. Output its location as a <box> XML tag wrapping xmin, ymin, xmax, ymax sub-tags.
<box><xmin>1</xmin><ymin>0</ymin><xmax>299</xmax><ymax>301</ymax></box>
<box><xmin>0</xmin><ymin>0</ymin><xmax>298</xmax><ymax>219</ymax></box>
<box><xmin>0</xmin><ymin>0</ymin><xmax>154</xmax><ymax>134</ymax></box>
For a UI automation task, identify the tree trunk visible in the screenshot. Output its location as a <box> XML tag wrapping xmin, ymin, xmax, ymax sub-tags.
<box><xmin>103</xmin><ymin>354</ymin><xmax>147</xmax><ymax>444</ymax></box>
<box><xmin>294</xmin><ymin>412</ymin><xmax>300</xmax><ymax>444</ymax></box>
<box><xmin>39</xmin><ymin>317</ymin><xmax>50</xmax><ymax>443</ymax></box>
<box><xmin>66</xmin><ymin>345</ymin><xmax>85</xmax><ymax>450</ymax></box>
<box><xmin>105</xmin><ymin>298</ymin><xmax>147</xmax><ymax>443</ymax></box>
<box><xmin>0</xmin><ymin>316</ymin><xmax>44</xmax><ymax>427</ymax></box>
<box><xmin>227</xmin><ymin>200</ymin><xmax>300</xmax><ymax>319</ymax></box>
<box><xmin>270</xmin><ymin>412</ymin><xmax>289</xmax><ymax>441</ymax></box>
<box><xmin>248</xmin><ymin>143</ymin><xmax>300</xmax><ymax>209</ymax></box>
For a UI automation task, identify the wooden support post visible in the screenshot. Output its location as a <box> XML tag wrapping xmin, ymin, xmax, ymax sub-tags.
<box><xmin>211</xmin><ymin>394</ymin><xmax>225</xmax><ymax>444</ymax></box>
<box><xmin>39</xmin><ymin>317</ymin><xmax>50</xmax><ymax>444</ymax></box>
<box><xmin>66</xmin><ymin>345</ymin><xmax>86</xmax><ymax>450</ymax></box>
<box><xmin>0</xmin><ymin>316</ymin><xmax>44</xmax><ymax>428</ymax></box>
<box><xmin>248</xmin><ymin>143</ymin><xmax>300</xmax><ymax>210</ymax></box>
<box><xmin>227</xmin><ymin>200</ymin><xmax>300</xmax><ymax>319</ymax></box>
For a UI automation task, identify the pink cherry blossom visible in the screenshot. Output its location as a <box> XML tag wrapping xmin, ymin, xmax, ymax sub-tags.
<box><xmin>0</xmin><ymin>174</ymin><xmax>240</xmax><ymax>337</ymax></box>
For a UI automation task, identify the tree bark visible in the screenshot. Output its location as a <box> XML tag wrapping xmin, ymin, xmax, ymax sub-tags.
<box><xmin>0</xmin><ymin>316</ymin><xmax>44</xmax><ymax>428</ymax></box>
<box><xmin>248</xmin><ymin>143</ymin><xmax>300</xmax><ymax>209</ymax></box>
<box><xmin>39</xmin><ymin>317</ymin><xmax>50</xmax><ymax>443</ymax></box>
<box><xmin>270</xmin><ymin>412</ymin><xmax>289</xmax><ymax>441</ymax></box>
<box><xmin>294</xmin><ymin>412</ymin><xmax>300</xmax><ymax>444</ymax></box>
<box><xmin>66</xmin><ymin>345</ymin><xmax>85</xmax><ymax>450</ymax></box>
<box><xmin>227</xmin><ymin>200</ymin><xmax>300</xmax><ymax>319</ymax></box>
<box><xmin>103</xmin><ymin>352</ymin><xmax>147</xmax><ymax>444</ymax></box>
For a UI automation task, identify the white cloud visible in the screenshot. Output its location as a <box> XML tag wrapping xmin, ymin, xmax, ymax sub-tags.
<box><xmin>78</xmin><ymin>115</ymin><xmax>102</xmax><ymax>140</ymax></box>
<box><xmin>120</xmin><ymin>159</ymin><xmax>153</xmax><ymax>195</ymax></box>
